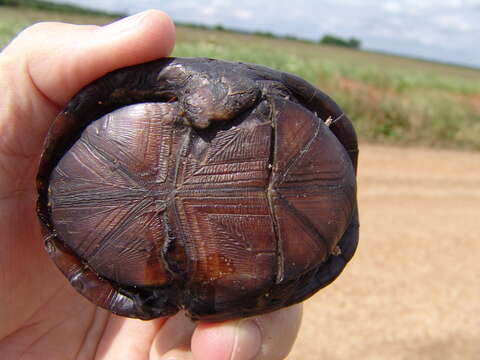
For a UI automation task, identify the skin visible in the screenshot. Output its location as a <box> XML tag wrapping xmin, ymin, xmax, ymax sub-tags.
<box><xmin>0</xmin><ymin>10</ymin><xmax>302</xmax><ymax>360</ymax></box>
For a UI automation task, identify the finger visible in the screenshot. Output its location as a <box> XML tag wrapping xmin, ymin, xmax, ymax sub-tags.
<box><xmin>149</xmin><ymin>312</ymin><xmax>196</xmax><ymax>359</ymax></box>
<box><xmin>95</xmin><ymin>315</ymin><xmax>167</xmax><ymax>359</ymax></box>
<box><xmin>158</xmin><ymin>349</ymin><xmax>194</xmax><ymax>360</ymax></box>
<box><xmin>192</xmin><ymin>318</ymin><xmax>261</xmax><ymax>360</ymax></box>
<box><xmin>191</xmin><ymin>304</ymin><xmax>303</xmax><ymax>360</ymax></box>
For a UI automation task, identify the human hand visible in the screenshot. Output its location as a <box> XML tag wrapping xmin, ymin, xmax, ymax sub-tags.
<box><xmin>0</xmin><ymin>10</ymin><xmax>302</xmax><ymax>359</ymax></box>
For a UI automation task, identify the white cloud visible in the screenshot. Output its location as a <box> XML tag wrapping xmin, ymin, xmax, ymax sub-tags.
<box><xmin>433</xmin><ymin>15</ymin><xmax>472</xmax><ymax>32</ymax></box>
<box><xmin>233</xmin><ymin>9</ymin><xmax>253</xmax><ymax>20</ymax></box>
<box><xmin>201</xmin><ymin>6</ymin><xmax>217</xmax><ymax>17</ymax></box>
<box><xmin>383</xmin><ymin>2</ymin><xmax>403</xmax><ymax>13</ymax></box>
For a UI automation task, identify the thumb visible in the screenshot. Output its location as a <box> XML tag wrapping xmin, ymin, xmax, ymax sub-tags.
<box><xmin>4</xmin><ymin>9</ymin><xmax>175</xmax><ymax>106</ymax></box>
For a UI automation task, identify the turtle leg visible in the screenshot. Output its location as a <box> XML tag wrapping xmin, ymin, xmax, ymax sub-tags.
<box><xmin>43</xmin><ymin>234</ymin><xmax>178</xmax><ymax>320</ymax></box>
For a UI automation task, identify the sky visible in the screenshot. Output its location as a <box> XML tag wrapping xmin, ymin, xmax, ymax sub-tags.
<box><xmin>52</xmin><ymin>0</ymin><xmax>480</xmax><ymax>68</ymax></box>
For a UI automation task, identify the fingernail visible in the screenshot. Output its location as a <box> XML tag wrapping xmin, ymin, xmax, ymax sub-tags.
<box><xmin>101</xmin><ymin>11</ymin><xmax>149</xmax><ymax>32</ymax></box>
<box><xmin>159</xmin><ymin>348</ymin><xmax>191</xmax><ymax>360</ymax></box>
<box><xmin>231</xmin><ymin>320</ymin><xmax>262</xmax><ymax>360</ymax></box>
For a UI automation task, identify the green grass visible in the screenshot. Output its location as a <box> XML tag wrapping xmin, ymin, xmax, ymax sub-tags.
<box><xmin>0</xmin><ymin>0</ymin><xmax>124</xmax><ymax>16</ymax></box>
<box><xmin>2</xmin><ymin>4</ymin><xmax>480</xmax><ymax>150</ymax></box>
<box><xmin>0</xmin><ymin>6</ymin><xmax>118</xmax><ymax>47</ymax></box>
<box><xmin>173</xmin><ymin>27</ymin><xmax>480</xmax><ymax>150</ymax></box>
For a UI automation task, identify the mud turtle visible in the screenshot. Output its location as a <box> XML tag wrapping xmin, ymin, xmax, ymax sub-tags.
<box><xmin>36</xmin><ymin>57</ymin><xmax>359</xmax><ymax>321</ymax></box>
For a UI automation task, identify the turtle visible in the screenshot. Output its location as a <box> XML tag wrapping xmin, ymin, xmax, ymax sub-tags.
<box><xmin>36</xmin><ymin>57</ymin><xmax>359</xmax><ymax>321</ymax></box>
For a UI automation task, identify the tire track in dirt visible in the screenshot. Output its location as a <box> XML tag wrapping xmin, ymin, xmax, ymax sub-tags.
<box><xmin>289</xmin><ymin>144</ymin><xmax>480</xmax><ymax>360</ymax></box>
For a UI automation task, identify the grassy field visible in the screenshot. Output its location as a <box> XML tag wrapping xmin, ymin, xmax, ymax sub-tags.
<box><xmin>1</xmin><ymin>5</ymin><xmax>479</xmax><ymax>150</ymax></box>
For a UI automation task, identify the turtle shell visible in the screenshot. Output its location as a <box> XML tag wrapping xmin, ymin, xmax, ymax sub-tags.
<box><xmin>36</xmin><ymin>57</ymin><xmax>359</xmax><ymax>321</ymax></box>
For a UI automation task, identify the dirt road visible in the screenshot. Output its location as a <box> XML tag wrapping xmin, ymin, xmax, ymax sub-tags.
<box><xmin>288</xmin><ymin>144</ymin><xmax>480</xmax><ymax>360</ymax></box>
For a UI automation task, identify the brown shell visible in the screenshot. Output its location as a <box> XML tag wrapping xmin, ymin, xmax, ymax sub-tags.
<box><xmin>36</xmin><ymin>57</ymin><xmax>359</xmax><ymax>321</ymax></box>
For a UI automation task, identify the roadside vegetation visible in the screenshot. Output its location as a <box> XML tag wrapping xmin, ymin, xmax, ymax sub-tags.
<box><xmin>2</xmin><ymin>0</ymin><xmax>479</xmax><ymax>150</ymax></box>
